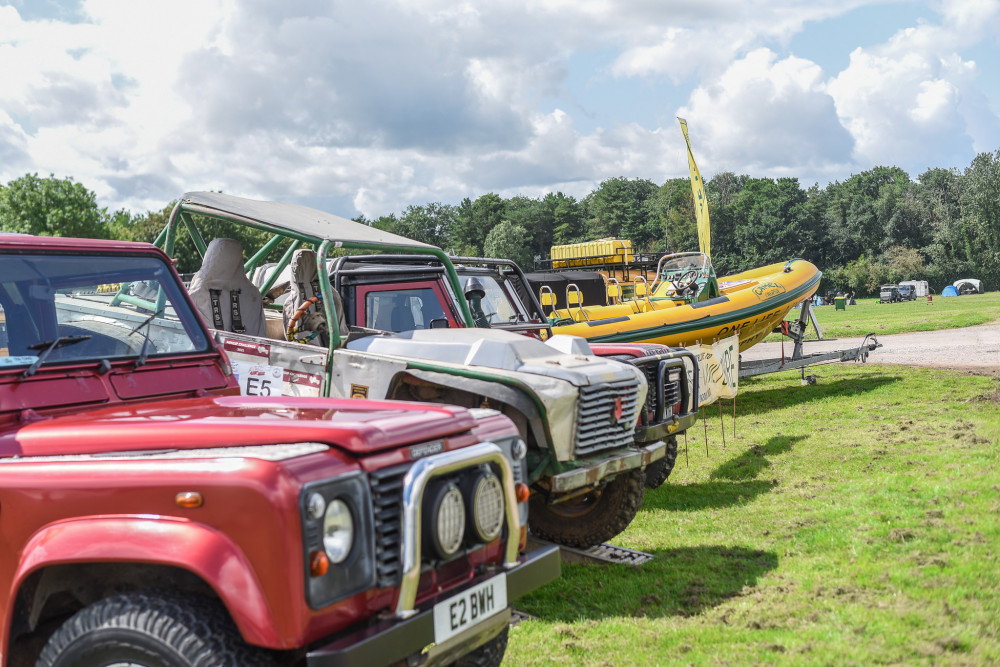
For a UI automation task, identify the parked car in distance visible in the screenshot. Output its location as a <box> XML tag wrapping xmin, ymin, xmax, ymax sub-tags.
<box><xmin>879</xmin><ymin>284</ymin><xmax>901</xmax><ymax>303</ymax></box>
<box><xmin>0</xmin><ymin>233</ymin><xmax>559</xmax><ymax>667</ymax></box>
<box><xmin>897</xmin><ymin>284</ymin><xmax>917</xmax><ymax>301</ymax></box>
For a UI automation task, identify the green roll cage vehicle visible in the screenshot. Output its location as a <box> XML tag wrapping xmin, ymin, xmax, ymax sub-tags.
<box><xmin>147</xmin><ymin>192</ymin><xmax>690</xmax><ymax>549</ymax></box>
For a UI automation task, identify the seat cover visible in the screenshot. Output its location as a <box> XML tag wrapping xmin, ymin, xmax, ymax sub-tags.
<box><xmin>281</xmin><ymin>249</ymin><xmax>349</xmax><ymax>345</ymax></box>
<box><xmin>188</xmin><ymin>238</ymin><xmax>266</xmax><ymax>337</ymax></box>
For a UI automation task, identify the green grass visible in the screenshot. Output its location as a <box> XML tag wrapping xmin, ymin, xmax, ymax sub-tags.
<box><xmin>765</xmin><ymin>291</ymin><xmax>1000</xmax><ymax>341</ymax></box>
<box><xmin>507</xmin><ymin>364</ymin><xmax>1000</xmax><ymax>665</ymax></box>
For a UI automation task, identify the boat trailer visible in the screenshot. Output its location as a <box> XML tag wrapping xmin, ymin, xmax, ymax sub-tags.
<box><xmin>738</xmin><ymin>300</ymin><xmax>882</xmax><ymax>382</ymax></box>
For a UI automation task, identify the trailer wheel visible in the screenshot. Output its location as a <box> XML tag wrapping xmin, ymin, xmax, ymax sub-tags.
<box><xmin>644</xmin><ymin>436</ymin><xmax>678</xmax><ymax>489</ymax></box>
<box><xmin>528</xmin><ymin>469</ymin><xmax>645</xmax><ymax>548</ymax></box>
<box><xmin>448</xmin><ymin>626</ymin><xmax>508</xmax><ymax>667</ymax></box>
<box><xmin>36</xmin><ymin>591</ymin><xmax>275</xmax><ymax>667</ymax></box>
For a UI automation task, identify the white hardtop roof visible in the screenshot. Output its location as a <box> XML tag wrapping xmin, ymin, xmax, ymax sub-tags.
<box><xmin>179</xmin><ymin>191</ymin><xmax>438</xmax><ymax>251</ymax></box>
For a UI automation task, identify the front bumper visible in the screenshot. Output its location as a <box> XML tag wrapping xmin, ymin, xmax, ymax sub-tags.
<box><xmin>629</xmin><ymin>350</ymin><xmax>699</xmax><ymax>446</ymax></box>
<box><xmin>306</xmin><ymin>544</ymin><xmax>561</xmax><ymax>667</ymax></box>
<box><xmin>634</xmin><ymin>409</ymin><xmax>699</xmax><ymax>444</ymax></box>
<box><xmin>548</xmin><ymin>440</ymin><xmax>666</xmax><ymax>495</ymax></box>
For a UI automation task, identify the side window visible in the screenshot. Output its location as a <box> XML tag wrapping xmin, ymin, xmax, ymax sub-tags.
<box><xmin>407</xmin><ymin>296</ymin><xmax>425</xmax><ymax>329</ymax></box>
<box><xmin>412</xmin><ymin>292</ymin><xmax>446</xmax><ymax>328</ymax></box>
<box><xmin>364</xmin><ymin>288</ymin><xmax>450</xmax><ymax>332</ymax></box>
<box><xmin>365</xmin><ymin>293</ymin><xmax>391</xmax><ymax>330</ymax></box>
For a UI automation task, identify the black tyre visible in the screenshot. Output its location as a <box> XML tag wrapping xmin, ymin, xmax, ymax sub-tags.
<box><xmin>36</xmin><ymin>591</ymin><xmax>275</xmax><ymax>667</ymax></box>
<box><xmin>528</xmin><ymin>468</ymin><xmax>645</xmax><ymax>548</ymax></box>
<box><xmin>449</xmin><ymin>626</ymin><xmax>509</xmax><ymax>667</ymax></box>
<box><xmin>644</xmin><ymin>436</ymin><xmax>678</xmax><ymax>489</ymax></box>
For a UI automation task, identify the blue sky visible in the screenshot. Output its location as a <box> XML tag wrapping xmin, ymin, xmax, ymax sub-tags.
<box><xmin>1</xmin><ymin>0</ymin><xmax>998</xmax><ymax>219</ymax></box>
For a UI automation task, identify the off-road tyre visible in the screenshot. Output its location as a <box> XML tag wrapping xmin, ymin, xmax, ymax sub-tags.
<box><xmin>528</xmin><ymin>468</ymin><xmax>645</xmax><ymax>548</ymax></box>
<box><xmin>644</xmin><ymin>435</ymin><xmax>678</xmax><ymax>489</ymax></box>
<box><xmin>449</xmin><ymin>626</ymin><xmax>509</xmax><ymax>667</ymax></box>
<box><xmin>36</xmin><ymin>591</ymin><xmax>276</xmax><ymax>667</ymax></box>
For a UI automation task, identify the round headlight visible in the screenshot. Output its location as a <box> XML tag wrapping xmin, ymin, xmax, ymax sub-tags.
<box><xmin>470</xmin><ymin>472</ymin><xmax>505</xmax><ymax>542</ymax></box>
<box><xmin>323</xmin><ymin>499</ymin><xmax>354</xmax><ymax>564</ymax></box>
<box><xmin>432</xmin><ymin>484</ymin><xmax>466</xmax><ymax>558</ymax></box>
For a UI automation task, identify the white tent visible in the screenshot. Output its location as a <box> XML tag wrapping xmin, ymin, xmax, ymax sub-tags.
<box><xmin>953</xmin><ymin>278</ymin><xmax>982</xmax><ymax>294</ymax></box>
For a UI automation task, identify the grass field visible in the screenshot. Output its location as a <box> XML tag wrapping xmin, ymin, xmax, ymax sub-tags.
<box><xmin>766</xmin><ymin>291</ymin><xmax>1000</xmax><ymax>341</ymax></box>
<box><xmin>506</xmin><ymin>298</ymin><xmax>1000</xmax><ymax>665</ymax></box>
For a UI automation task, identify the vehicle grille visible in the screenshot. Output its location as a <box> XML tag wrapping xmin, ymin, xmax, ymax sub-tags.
<box><xmin>574</xmin><ymin>378</ymin><xmax>640</xmax><ymax>456</ymax></box>
<box><xmin>642</xmin><ymin>363</ymin><xmax>681</xmax><ymax>421</ymax></box>
<box><xmin>369</xmin><ymin>463</ymin><xmax>410</xmax><ymax>588</ymax></box>
<box><xmin>662</xmin><ymin>373</ymin><xmax>681</xmax><ymax>412</ymax></box>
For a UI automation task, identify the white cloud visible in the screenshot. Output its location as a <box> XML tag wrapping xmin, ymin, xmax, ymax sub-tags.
<box><xmin>826</xmin><ymin>0</ymin><xmax>1000</xmax><ymax>176</ymax></box>
<box><xmin>911</xmin><ymin>79</ymin><xmax>958</xmax><ymax>123</ymax></box>
<box><xmin>0</xmin><ymin>0</ymin><xmax>997</xmax><ymax>221</ymax></box>
<box><xmin>679</xmin><ymin>48</ymin><xmax>854</xmax><ymax>183</ymax></box>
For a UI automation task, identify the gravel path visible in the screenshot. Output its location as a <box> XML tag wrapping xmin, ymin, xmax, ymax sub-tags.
<box><xmin>739</xmin><ymin>322</ymin><xmax>1000</xmax><ymax>373</ymax></box>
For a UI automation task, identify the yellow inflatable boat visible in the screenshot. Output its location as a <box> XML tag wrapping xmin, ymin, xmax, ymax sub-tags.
<box><xmin>539</xmin><ymin>252</ymin><xmax>821</xmax><ymax>352</ymax></box>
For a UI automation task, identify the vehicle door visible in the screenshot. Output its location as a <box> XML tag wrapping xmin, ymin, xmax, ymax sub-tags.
<box><xmin>354</xmin><ymin>281</ymin><xmax>460</xmax><ymax>332</ymax></box>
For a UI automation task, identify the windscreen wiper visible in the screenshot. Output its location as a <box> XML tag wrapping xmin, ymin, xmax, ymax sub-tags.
<box><xmin>130</xmin><ymin>308</ymin><xmax>164</xmax><ymax>368</ymax></box>
<box><xmin>22</xmin><ymin>335</ymin><xmax>92</xmax><ymax>378</ymax></box>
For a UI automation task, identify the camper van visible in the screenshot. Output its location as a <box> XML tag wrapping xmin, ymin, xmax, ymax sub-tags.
<box><xmin>899</xmin><ymin>280</ymin><xmax>930</xmax><ymax>297</ymax></box>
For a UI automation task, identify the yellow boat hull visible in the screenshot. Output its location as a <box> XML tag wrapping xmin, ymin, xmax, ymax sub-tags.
<box><xmin>549</xmin><ymin>259</ymin><xmax>821</xmax><ymax>352</ymax></box>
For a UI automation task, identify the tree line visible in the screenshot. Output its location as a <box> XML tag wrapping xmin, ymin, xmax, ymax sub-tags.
<box><xmin>2</xmin><ymin>149</ymin><xmax>998</xmax><ymax>296</ymax></box>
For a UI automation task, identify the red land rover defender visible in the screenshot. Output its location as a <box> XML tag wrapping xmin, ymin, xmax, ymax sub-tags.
<box><xmin>0</xmin><ymin>234</ymin><xmax>558</xmax><ymax>667</ymax></box>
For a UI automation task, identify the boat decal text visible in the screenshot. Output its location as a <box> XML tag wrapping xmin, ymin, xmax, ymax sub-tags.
<box><xmin>752</xmin><ymin>281</ymin><xmax>786</xmax><ymax>300</ymax></box>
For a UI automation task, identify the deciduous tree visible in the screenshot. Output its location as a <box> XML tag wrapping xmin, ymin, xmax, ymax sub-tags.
<box><xmin>0</xmin><ymin>173</ymin><xmax>107</xmax><ymax>238</ymax></box>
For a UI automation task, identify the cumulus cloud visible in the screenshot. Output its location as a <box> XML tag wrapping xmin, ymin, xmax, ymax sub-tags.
<box><xmin>0</xmin><ymin>111</ymin><xmax>31</xmax><ymax>169</ymax></box>
<box><xmin>827</xmin><ymin>0</ymin><xmax>1000</xmax><ymax>176</ymax></box>
<box><xmin>679</xmin><ymin>48</ymin><xmax>854</xmax><ymax>183</ymax></box>
<box><xmin>0</xmin><ymin>0</ymin><xmax>997</xmax><ymax>219</ymax></box>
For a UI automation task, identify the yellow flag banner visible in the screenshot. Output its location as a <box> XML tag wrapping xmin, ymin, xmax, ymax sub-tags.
<box><xmin>685</xmin><ymin>334</ymin><xmax>739</xmax><ymax>406</ymax></box>
<box><xmin>678</xmin><ymin>117</ymin><xmax>711</xmax><ymax>259</ymax></box>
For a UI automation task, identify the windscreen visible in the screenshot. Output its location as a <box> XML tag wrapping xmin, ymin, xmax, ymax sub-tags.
<box><xmin>0</xmin><ymin>252</ymin><xmax>210</xmax><ymax>368</ymax></box>
<box><xmin>471</xmin><ymin>275</ymin><xmax>524</xmax><ymax>324</ymax></box>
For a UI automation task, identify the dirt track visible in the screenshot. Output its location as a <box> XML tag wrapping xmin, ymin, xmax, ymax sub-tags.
<box><xmin>739</xmin><ymin>322</ymin><xmax>1000</xmax><ymax>373</ymax></box>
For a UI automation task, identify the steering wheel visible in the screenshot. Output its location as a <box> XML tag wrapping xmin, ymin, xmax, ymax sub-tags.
<box><xmin>670</xmin><ymin>270</ymin><xmax>700</xmax><ymax>295</ymax></box>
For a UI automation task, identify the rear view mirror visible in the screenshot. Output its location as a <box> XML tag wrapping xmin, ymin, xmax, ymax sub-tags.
<box><xmin>429</xmin><ymin>318</ymin><xmax>450</xmax><ymax>329</ymax></box>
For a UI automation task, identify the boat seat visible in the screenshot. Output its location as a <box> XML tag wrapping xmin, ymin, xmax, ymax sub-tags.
<box><xmin>188</xmin><ymin>238</ymin><xmax>267</xmax><ymax>337</ymax></box>
<box><xmin>606</xmin><ymin>279</ymin><xmax>622</xmax><ymax>305</ymax></box>
<box><xmin>566</xmin><ymin>284</ymin><xmax>590</xmax><ymax>322</ymax></box>
<box><xmin>538</xmin><ymin>287</ymin><xmax>558</xmax><ymax>319</ymax></box>
<box><xmin>632</xmin><ymin>277</ymin><xmax>654</xmax><ymax>312</ymax></box>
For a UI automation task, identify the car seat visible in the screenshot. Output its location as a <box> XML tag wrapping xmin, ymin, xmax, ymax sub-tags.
<box><xmin>281</xmin><ymin>249</ymin><xmax>349</xmax><ymax>346</ymax></box>
<box><xmin>188</xmin><ymin>238</ymin><xmax>267</xmax><ymax>337</ymax></box>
